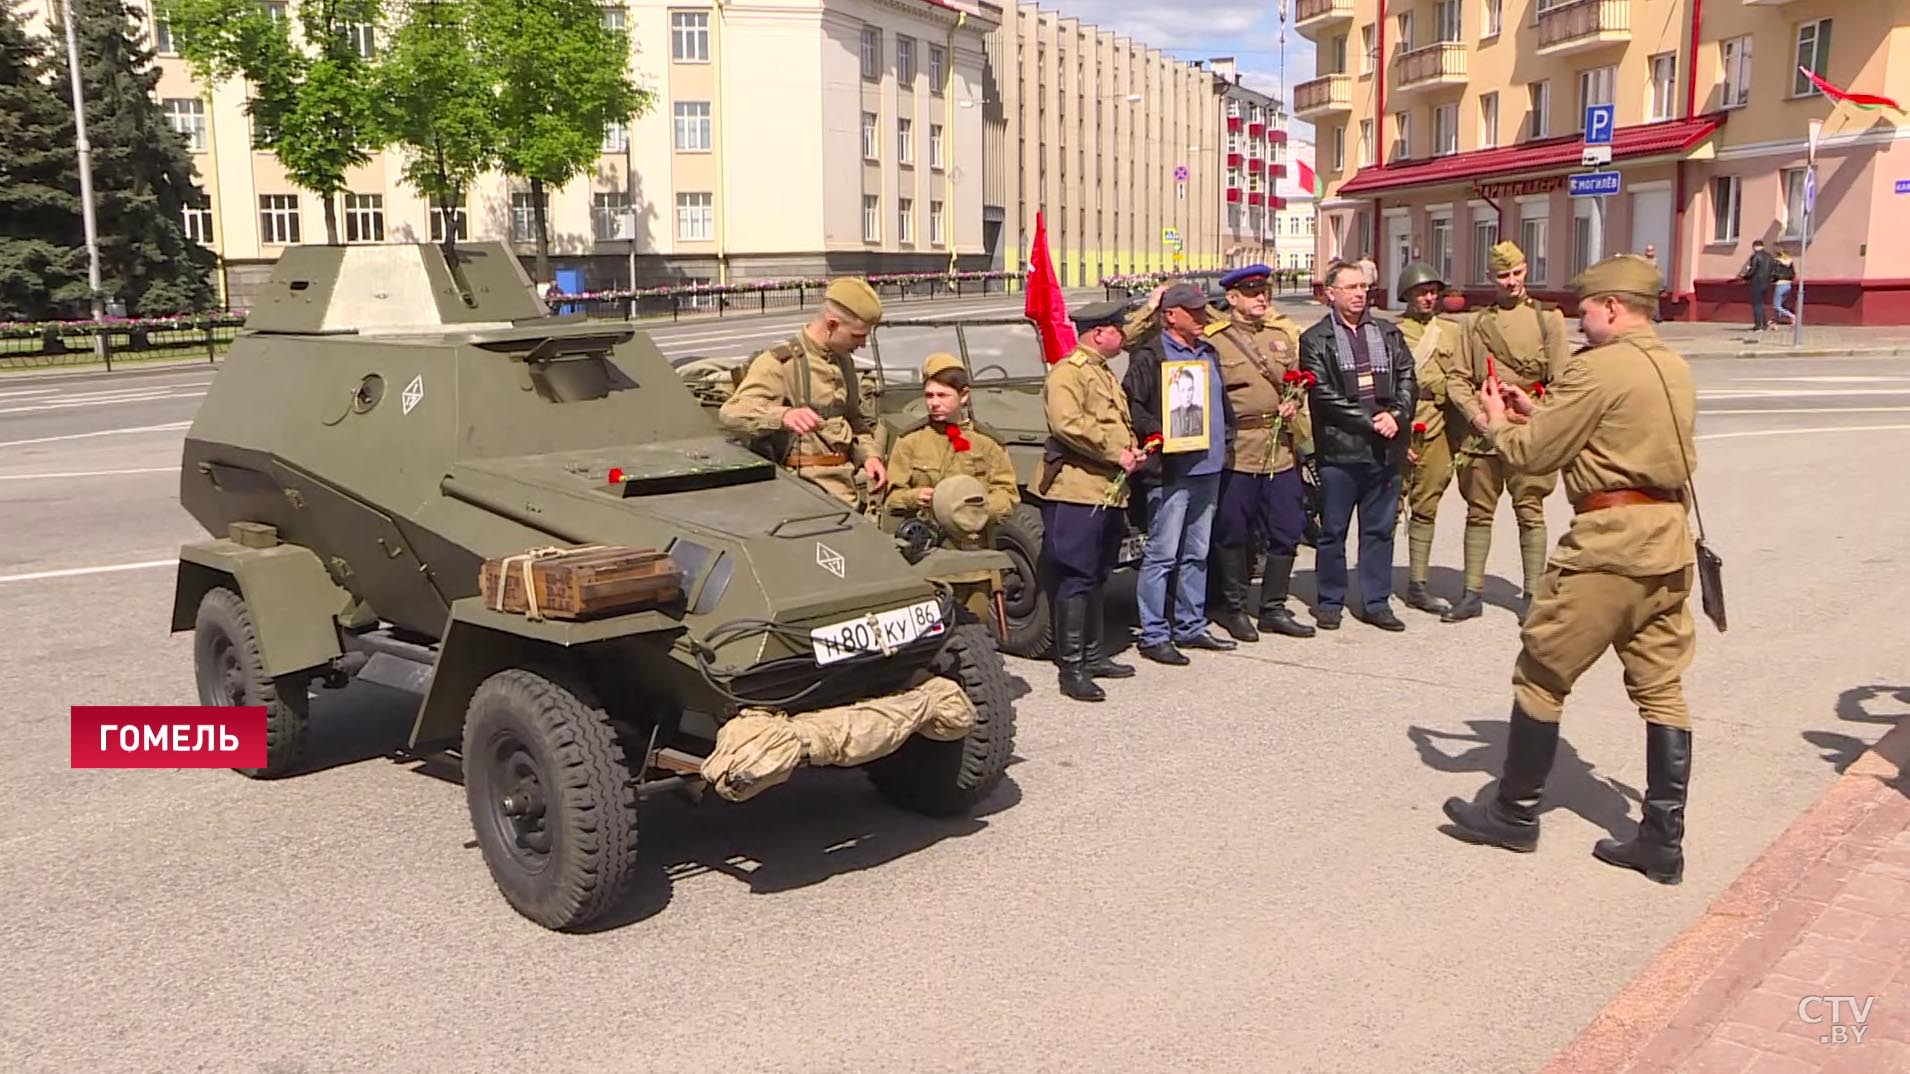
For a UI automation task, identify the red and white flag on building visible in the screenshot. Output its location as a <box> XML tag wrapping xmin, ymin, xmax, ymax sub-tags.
<box><xmin>1295</xmin><ymin>157</ymin><xmax>1317</xmax><ymax>194</ymax></box>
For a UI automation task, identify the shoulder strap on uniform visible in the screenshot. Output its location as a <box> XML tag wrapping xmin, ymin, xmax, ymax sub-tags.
<box><xmin>1220</xmin><ymin>322</ymin><xmax>1281</xmax><ymax>385</ymax></box>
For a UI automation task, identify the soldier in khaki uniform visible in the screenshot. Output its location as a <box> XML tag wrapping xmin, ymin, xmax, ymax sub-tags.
<box><xmin>1202</xmin><ymin>264</ymin><xmax>1316</xmax><ymax>642</ymax></box>
<box><xmin>1393</xmin><ymin>262</ymin><xmax>1466</xmax><ymax>616</ymax></box>
<box><xmin>1443</xmin><ymin>241</ymin><xmax>1570</xmax><ymax>621</ymax></box>
<box><xmin>882</xmin><ymin>352</ymin><xmax>1020</xmax><ymax>543</ymax></box>
<box><xmin>1443</xmin><ymin>255</ymin><xmax>1700</xmax><ymax>885</ymax></box>
<box><xmin>1038</xmin><ymin>300</ymin><xmax>1144</xmax><ymax>702</ymax></box>
<box><xmin>719</xmin><ymin>278</ymin><xmax>889</xmax><ymax>506</ymax></box>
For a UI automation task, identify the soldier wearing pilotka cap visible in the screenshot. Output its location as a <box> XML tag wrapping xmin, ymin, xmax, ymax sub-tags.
<box><xmin>1442</xmin><ymin>254</ymin><xmax>1704</xmax><ymax>886</ymax></box>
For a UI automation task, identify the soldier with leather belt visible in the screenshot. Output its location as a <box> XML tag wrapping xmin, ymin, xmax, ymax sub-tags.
<box><xmin>1202</xmin><ymin>263</ymin><xmax>1315</xmax><ymax>642</ymax></box>
<box><xmin>1444</xmin><ymin>241</ymin><xmax>1569</xmax><ymax>621</ymax></box>
<box><xmin>1443</xmin><ymin>254</ymin><xmax>1701</xmax><ymax>886</ymax></box>
<box><xmin>718</xmin><ymin>278</ymin><xmax>888</xmax><ymax>507</ymax></box>
<box><xmin>1038</xmin><ymin>300</ymin><xmax>1144</xmax><ymax>702</ymax></box>
<box><xmin>1393</xmin><ymin>261</ymin><xmax>1466</xmax><ymax>616</ymax></box>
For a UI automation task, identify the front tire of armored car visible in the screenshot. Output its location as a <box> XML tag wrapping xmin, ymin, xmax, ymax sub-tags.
<box><xmin>462</xmin><ymin>669</ymin><xmax>642</xmax><ymax>932</ymax></box>
<box><xmin>865</xmin><ymin>622</ymin><xmax>1017</xmax><ymax>818</ymax></box>
<box><xmin>992</xmin><ymin>503</ymin><xmax>1053</xmax><ymax>660</ymax></box>
<box><xmin>193</xmin><ymin>586</ymin><xmax>315</xmax><ymax>780</ymax></box>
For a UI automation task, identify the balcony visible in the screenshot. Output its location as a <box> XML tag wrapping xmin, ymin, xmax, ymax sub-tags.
<box><xmin>1536</xmin><ymin>0</ymin><xmax>1631</xmax><ymax>58</ymax></box>
<box><xmin>1294</xmin><ymin>0</ymin><xmax>1354</xmax><ymax>40</ymax></box>
<box><xmin>1248</xmin><ymin>122</ymin><xmax>1265</xmax><ymax>138</ymax></box>
<box><xmin>1227</xmin><ymin>114</ymin><xmax>1243</xmax><ymax>131</ymax></box>
<box><xmin>1226</xmin><ymin>188</ymin><xmax>1242</xmax><ymax>203</ymax></box>
<box><xmin>1393</xmin><ymin>42</ymin><xmax>1467</xmax><ymax>95</ymax></box>
<box><xmin>1227</xmin><ymin>151</ymin><xmax>1243</xmax><ymax>169</ymax></box>
<box><xmin>1294</xmin><ymin>73</ymin><xmax>1352</xmax><ymax>120</ymax></box>
<box><xmin>1268</xmin><ymin>129</ymin><xmax>1289</xmax><ymax>145</ymax></box>
<box><xmin>1247</xmin><ymin>192</ymin><xmax>1265</xmax><ymax>206</ymax></box>
<box><xmin>1270</xmin><ymin>197</ymin><xmax>1288</xmax><ymax>210</ymax></box>
<box><xmin>1269</xmin><ymin>162</ymin><xmax>1288</xmax><ymax>179</ymax></box>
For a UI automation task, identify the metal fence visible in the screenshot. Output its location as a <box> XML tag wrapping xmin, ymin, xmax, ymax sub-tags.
<box><xmin>546</xmin><ymin>273</ymin><xmax>1027</xmax><ymax>322</ymax></box>
<box><xmin>0</xmin><ymin>318</ymin><xmax>243</xmax><ymax>371</ymax></box>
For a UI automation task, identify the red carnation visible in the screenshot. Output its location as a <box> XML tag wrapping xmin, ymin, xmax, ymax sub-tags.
<box><xmin>1141</xmin><ymin>432</ymin><xmax>1164</xmax><ymax>452</ymax></box>
<box><xmin>1282</xmin><ymin>369</ymin><xmax>1304</xmax><ymax>384</ymax></box>
<box><xmin>1531</xmin><ymin>383</ymin><xmax>1546</xmax><ymax>398</ymax></box>
<box><xmin>1412</xmin><ymin>421</ymin><xmax>1427</xmax><ymax>434</ymax></box>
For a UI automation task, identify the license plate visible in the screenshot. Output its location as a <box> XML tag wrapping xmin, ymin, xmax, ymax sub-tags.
<box><xmin>1118</xmin><ymin>533</ymin><xmax>1147</xmax><ymax>563</ymax></box>
<box><xmin>811</xmin><ymin>599</ymin><xmax>946</xmax><ymax>666</ymax></box>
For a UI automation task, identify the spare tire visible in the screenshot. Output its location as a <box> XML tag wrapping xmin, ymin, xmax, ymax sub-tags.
<box><xmin>991</xmin><ymin>503</ymin><xmax>1052</xmax><ymax>659</ymax></box>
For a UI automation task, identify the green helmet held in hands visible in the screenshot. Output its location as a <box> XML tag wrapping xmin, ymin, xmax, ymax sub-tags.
<box><xmin>1395</xmin><ymin>261</ymin><xmax>1446</xmax><ymax>303</ymax></box>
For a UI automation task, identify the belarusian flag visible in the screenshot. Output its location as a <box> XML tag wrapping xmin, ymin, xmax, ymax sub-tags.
<box><xmin>1798</xmin><ymin>67</ymin><xmax>1903</xmax><ymax>111</ymax></box>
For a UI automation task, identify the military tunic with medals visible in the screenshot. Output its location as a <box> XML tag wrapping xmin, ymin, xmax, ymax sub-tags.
<box><xmin>1447</xmin><ymin>240</ymin><xmax>1571</xmax><ymax>609</ymax></box>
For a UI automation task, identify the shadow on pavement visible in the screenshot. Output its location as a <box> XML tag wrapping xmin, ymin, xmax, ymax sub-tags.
<box><xmin>1409</xmin><ymin>718</ymin><xmax>1641</xmax><ymax>841</ymax></box>
<box><xmin>1804</xmin><ymin>684</ymin><xmax>1910</xmax><ymax>774</ymax></box>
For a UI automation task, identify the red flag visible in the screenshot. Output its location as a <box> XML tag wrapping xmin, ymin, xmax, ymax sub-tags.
<box><xmin>1296</xmin><ymin>158</ymin><xmax>1317</xmax><ymax>194</ymax></box>
<box><xmin>1024</xmin><ymin>211</ymin><xmax>1077</xmax><ymax>364</ymax></box>
<box><xmin>1798</xmin><ymin>66</ymin><xmax>1903</xmax><ymax>111</ymax></box>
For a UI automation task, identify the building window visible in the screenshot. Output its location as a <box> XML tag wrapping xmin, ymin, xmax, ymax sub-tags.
<box><xmin>930</xmin><ymin>199</ymin><xmax>945</xmax><ymax>245</ymax></box>
<box><xmin>600</xmin><ymin>6</ymin><xmax>625</xmax><ymax>31</ymax></box>
<box><xmin>1482</xmin><ymin>0</ymin><xmax>1501</xmax><ymax>39</ymax></box>
<box><xmin>602</xmin><ymin>120</ymin><xmax>628</xmax><ymax>153</ymax></box>
<box><xmin>860</xmin><ymin>27</ymin><xmax>881</xmax><ymax>81</ymax></box>
<box><xmin>671</xmin><ymin>12</ymin><xmax>709</xmax><ymax>62</ymax></box>
<box><xmin>1358</xmin><ymin>119</ymin><xmax>1374</xmax><ymax>166</ymax></box>
<box><xmin>897</xmin><ymin>36</ymin><xmax>915</xmax><ymax>86</ymax></box>
<box><xmin>1395</xmin><ymin>11</ymin><xmax>1414</xmax><ymax>51</ymax></box>
<box><xmin>1519</xmin><ymin>216</ymin><xmax>1549</xmax><ymax>283</ymax></box>
<box><xmin>1391</xmin><ymin>110</ymin><xmax>1412</xmax><ymax>161</ymax></box>
<box><xmin>929</xmin><ymin>123</ymin><xmax>945</xmax><ymax>169</ymax></box>
<box><xmin>181</xmin><ymin>206</ymin><xmax>213</xmax><ymax>245</ymax></box>
<box><xmin>862</xmin><ymin>194</ymin><xmax>880</xmax><ymax>242</ymax></box>
<box><xmin>258</xmin><ymin>194</ymin><xmax>300</xmax><ymax>245</ymax></box>
<box><xmin>1433</xmin><ymin>103</ymin><xmax>1458</xmax><ymax>156</ymax></box>
<box><xmin>1332</xmin><ymin>125</ymin><xmax>1345</xmax><ymax>171</ymax></box>
<box><xmin>1781</xmin><ymin>167</ymin><xmax>1808</xmax><ymax>237</ymax></box>
<box><xmin>592</xmin><ymin>192</ymin><xmax>631</xmax><ymax>240</ymax></box>
<box><xmin>1793</xmin><ymin>19</ymin><xmax>1832</xmax><ymax>98</ymax></box>
<box><xmin>897</xmin><ymin>117</ymin><xmax>913</xmax><ymax>165</ymax></box>
<box><xmin>673</xmin><ymin>101</ymin><xmax>711</xmax><ymax>151</ymax></box>
<box><xmin>511</xmin><ymin>192</ymin><xmax>543</xmax><ymax>243</ymax></box>
<box><xmin>1360</xmin><ymin>25</ymin><xmax>1375</xmax><ymax>75</ymax></box>
<box><xmin>1720</xmin><ymin>36</ymin><xmax>1752</xmax><ymax>109</ymax></box>
<box><xmin>929</xmin><ymin>44</ymin><xmax>946</xmax><ymax>94</ymax></box>
<box><xmin>1528</xmin><ymin>80</ymin><xmax>1550</xmax><ymax>139</ymax></box>
<box><xmin>675</xmin><ymin>192</ymin><xmax>713</xmax><ymax>240</ymax></box>
<box><xmin>1433</xmin><ymin>0</ymin><xmax>1460</xmax><ymax>43</ymax></box>
<box><xmin>342</xmin><ymin>193</ymin><xmax>383</xmax><ymax>243</ymax></box>
<box><xmin>861</xmin><ymin>111</ymin><xmax>878</xmax><ymax>159</ymax></box>
<box><xmin>1328</xmin><ymin>32</ymin><xmax>1348</xmax><ymax>75</ymax></box>
<box><xmin>163</xmin><ymin>97</ymin><xmax>206</xmax><ymax>151</ymax></box>
<box><xmin>898</xmin><ymin>197</ymin><xmax>914</xmax><ymax>244</ymax></box>
<box><xmin>1576</xmin><ymin>66</ymin><xmax>1615</xmax><ymax>128</ymax></box>
<box><xmin>1430</xmin><ymin>216</ymin><xmax>1453</xmax><ymax>282</ymax></box>
<box><xmin>429</xmin><ymin>203</ymin><xmax>468</xmax><ymax>243</ymax></box>
<box><xmin>346</xmin><ymin>22</ymin><xmax>374</xmax><ymax>58</ymax></box>
<box><xmin>153</xmin><ymin>17</ymin><xmax>175</xmax><ymax>54</ymax></box>
<box><xmin>1472</xmin><ymin>217</ymin><xmax>1499</xmax><ymax>282</ymax></box>
<box><xmin>1710</xmin><ymin>176</ymin><xmax>1740</xmax><ymax>242</ymax></box>
<box><xmin>1649</xmin><ymin>53</ymin><xmax>1677</xmax><ymax>121</ymax></box>
<box><xmin>1572</xmin><ymin>200</ymin><xmax>1596</xmax><ymax>275</ymax></box>
<box><xmin>1479</xmin><ymin>92</ymin><xmax>1499</xmax><ymax>148</ymax></box>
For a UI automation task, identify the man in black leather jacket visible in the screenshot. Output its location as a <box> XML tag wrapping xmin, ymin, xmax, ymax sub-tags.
<box><xmin>1298</xmin><ymin>260</ymin><xmax>1417</xmax><ymax>632</ymax></box>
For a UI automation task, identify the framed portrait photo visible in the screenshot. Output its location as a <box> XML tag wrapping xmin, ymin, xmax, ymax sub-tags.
<box><xmin>1160</xmin><ymin>359</ymin><xmax>1212</xmax><ymax>454</ymax></box>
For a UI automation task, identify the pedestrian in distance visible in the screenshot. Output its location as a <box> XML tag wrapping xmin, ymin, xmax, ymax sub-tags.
<box><xmin>1297</xmin><ymin>260</ymin><xmax>1417</xmax><ymax>632</ymax></box>
<box><xmin>1442</xmin><ymin>253</ymin><xmax>1702</xmax><ymax>886</ymax></box>
<box><xmin>1736</xmin><ymin>239</ymin><xmax>1778</xmax><ymax>332</ymax></box>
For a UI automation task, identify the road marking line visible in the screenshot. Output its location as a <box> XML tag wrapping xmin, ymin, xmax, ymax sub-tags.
<box><xmin>0</xmin><ymin>466</ymin><xmax>180</xmax><ymax>481</ymax></box>
<box><xmin>0</xmin><ymin>387</ymin><xmax>62</xmax><ymax>400</ymax></box>
<box><xmin>1701</xmin><ymin>407</ymin><xmax>1910</xmax><ymax>416</ymax></box>
<box><xmin>0</xmin><ymin>390</ymin><xmax>205</xmax><ymax>415</ymax></box>
<box><xmin>1699</xmin><ymin>389</ymin><xmax>1910</xmax><ymax>399</ymax></box>
<box><xmin>1697</xmin><ymin>424</ymin><xmax>1910</xmax><ymax>442</ymax></box>
<box><xmin>0</xmin><ymin>559</ymin><xmax>175</xmax><ymax>585</ymax></box>
<box><xmin>0</xmin><ymin>421</ymin><xmax>191</xmax><ymax>449</ymax></box>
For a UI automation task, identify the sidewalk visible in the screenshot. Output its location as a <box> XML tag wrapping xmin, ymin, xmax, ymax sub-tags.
<box><xmin>1539</xmin><ymin>717</ymin><xmax>1910</xmax><ymax>1074</ymax></box>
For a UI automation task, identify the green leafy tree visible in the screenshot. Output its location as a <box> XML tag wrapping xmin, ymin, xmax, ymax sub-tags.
<box><xmin>472</xmin><ymin>0</ymin><xmax>647</xmax><ymax>283</ymax></box>
<box><xmin>159</xmin><ymin>0</ymin><xmax>387</xmax><ymax>244</ymax></box>
<box><xmin>375</xmin><ymin>0</ymin><xmax>496</xmax><ymax>257</ymax></box>
<box><xmin>0</xmin><ymin>0</ymin><xmax>85</xmax><ymax>319</ymax></box>
<box><xmin>51</xmin><ymin>0</ymin><xmax>217</xmax><ymax>314</ymax></box>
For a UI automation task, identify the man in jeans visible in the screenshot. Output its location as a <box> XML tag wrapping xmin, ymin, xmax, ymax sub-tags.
<box><xmin>1122</xmin><ymin>282</ymin><xmax>1238</xmax><ymax>664</ymax></box>
<box><xmin>1298</xmin><ymin>261</ymin><xmax>1417</xmax><ymax>631</ymax></box>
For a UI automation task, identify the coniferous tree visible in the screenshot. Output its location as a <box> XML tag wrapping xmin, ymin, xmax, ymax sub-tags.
<box><xmin>52</xmin><ymin>0</ymin><xmax>216</xmax><ymax>314</ymax></box>
<box><xmin>0</xmin><ymin>0</ymin><xmax>86</xmax><ymax>320</ymax></box>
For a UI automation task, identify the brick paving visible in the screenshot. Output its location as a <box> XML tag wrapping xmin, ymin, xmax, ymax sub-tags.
<box><xmin>1539</xmin><ymin>722</ymin><xmax>1910</xmax><ymax>1074</ymax></box>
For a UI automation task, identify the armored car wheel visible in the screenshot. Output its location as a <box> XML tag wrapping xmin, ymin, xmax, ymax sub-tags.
<box><xmin>866</xmin><ymin>622</ymin><xmax>1016</xmax><ymax>817</ymax></box>
<box><xmin>993</xmin><ymin>503</ymin><xmax>1053</xmax><ymax>659</ymax></box>
<box><xmin>193</xmin><ymin>586</ymin><xmax>313</xmax><ymax>780</ymax></box>
<box><xmin>462</xmin><ymin>669</ymin><xmax>640</xmax><ymax>931</ymax></box>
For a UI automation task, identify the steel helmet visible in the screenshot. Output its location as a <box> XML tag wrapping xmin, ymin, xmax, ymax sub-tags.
<box><xmin>1395</xmin><ymin>261</ymin><xmax>1446</xmax><ymax>303</ymax></box>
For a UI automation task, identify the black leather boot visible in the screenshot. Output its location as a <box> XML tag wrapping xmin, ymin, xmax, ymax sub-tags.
<box><xmin>1594</xmin><ymin>724</ymin><xmax>1692</xmax><ymax>885</ymax></box>
<box><xmin>1441</xmin><ymin>590</ymin><xmax>1484</xmax><ymax>623</ymax></box>
<box><xmin>1055</xmin><ymin>595</ymin><xmax>1106</xmax><ymax>702</ymax></box>
<box><xmin>1442</xmin><ymin>706</ymin><xmax>1562</xmax><ymax>852</ymax></box>
<box><xmin>1085</xmin><ymin>590</ymin><xmax>1135</xmax><ymax>679</ymax></box>
<box><xmin>1210</xmin><ymin>544</ymin><xmax>1260</xmax><ymax>643</ymax></box>
<box><xmin>1255</xmin><ymin>554</ymin><xmax>1315</xmax><ymax>638</ymax></box>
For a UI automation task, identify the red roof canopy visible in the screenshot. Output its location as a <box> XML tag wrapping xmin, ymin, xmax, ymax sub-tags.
<box><xmin>1335</xmin><ymin>115</ymin><xmax>1725</xmax><ymax>197</ymax></box>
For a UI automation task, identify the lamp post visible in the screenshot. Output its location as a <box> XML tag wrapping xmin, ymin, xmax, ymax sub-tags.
<box><xmin>59</xmin><ymin>0</ymin><xmax>108</xmax><ymax>365</ymax></box>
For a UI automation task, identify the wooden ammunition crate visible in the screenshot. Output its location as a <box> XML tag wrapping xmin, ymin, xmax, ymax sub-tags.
<box><xmin>478</xmin><ymin>545</ymin><xmax>684</xmax><ymax>620</ymax></box>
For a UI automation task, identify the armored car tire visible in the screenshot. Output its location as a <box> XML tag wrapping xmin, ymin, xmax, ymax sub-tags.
<box><xmin>462</xmin><ymin>669</ymin><xmax>641</xmax><ymax>932</ymax></box>
<box><xmin>866</xmin><ymin>622</ymin><xmax>1016</xmax><ymax>817</ymax></box>
<box><xmin>193</xmin><ymin>586</ymin><xmax>314</xmax><ymax>780</ymax></box>
<box><xmin>992</xmin><ymin>503</ymin><xmax>1053</xmax><ymax>659</ymax></box>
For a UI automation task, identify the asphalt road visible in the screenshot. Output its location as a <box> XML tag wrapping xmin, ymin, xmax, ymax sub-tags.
<box><xmin>4</xmin><ymin>319</ymin><xmax>1910</xmax><ymax>1073</ymax></box>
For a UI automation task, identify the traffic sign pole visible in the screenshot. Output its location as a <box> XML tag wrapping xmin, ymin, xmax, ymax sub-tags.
<box><xmin>1793</xmin><ymin>164</ymin><xmax>1814</xmax><ymax>347</ymax></box>
<box><xmin>1579</xmin><ymin>104</ymin><xmax>1616</xmax><ymax>267</ymax></box>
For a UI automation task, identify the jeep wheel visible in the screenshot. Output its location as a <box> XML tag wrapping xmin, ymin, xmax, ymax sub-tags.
<box><xmin>193</xmin><ymin>586</ymin><xmax>314</xmax><ymax>780</ymax></box>
<box><xmin>866</xmin><ymin>622</ymin><xmax>1016</xmax><ymax>817</ymax></box>
<box><xmin>992</xmin><ymin>503</ymin><xmax>1053</xmax><ymax>659</ymax></box>
<box><xmin>463</xmin><ymin>669</ymin><xmax>641</xmax><ymax>931</ymax></box>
